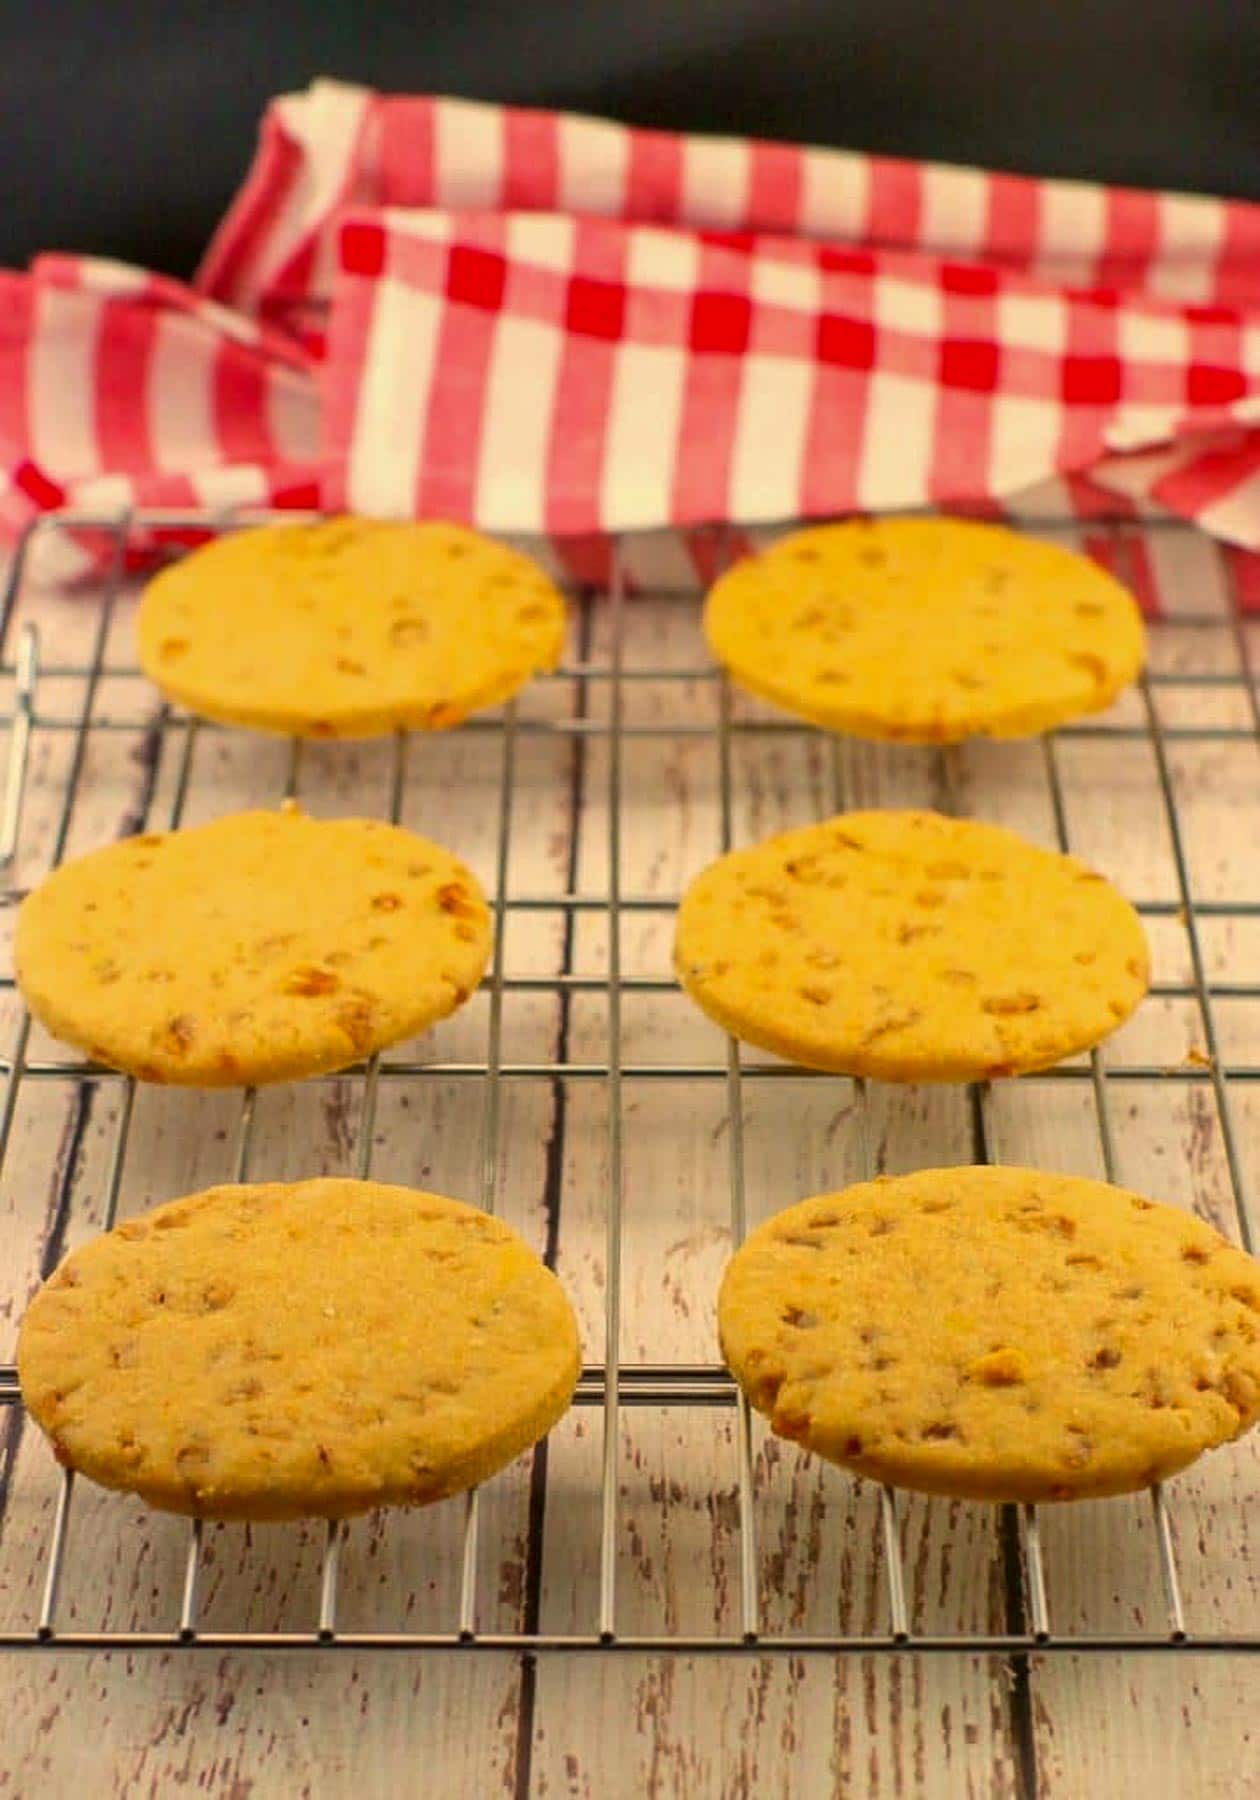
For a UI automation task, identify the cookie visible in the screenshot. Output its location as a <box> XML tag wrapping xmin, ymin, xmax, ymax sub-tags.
<box><xmin>18</xmin><ymin>1180</ymin><xmax>580</xmax><ymax>1520</ymax></box>
<box><xmin>719</xmin><ymin>1167</ymin><xmax>1260</xmax><ymax>1502</ymax></box>
<box><xmin>137</xmin><ymin>517</ymin><xmax>567</xmax><ymax>738</ymax></box>
<box><xmin>675</xmin><ymin>809</ymin><xmax>1148</xmax><ymax>1081</ymax></box>
<box><xmin>703</xmin><ymin>517</ymin><xmax>1145</xmax><ymax>742</ymax></box>
<box><xmin>15</xmin><ymin>806</ymin><xmax>491</xmax><ymax>1085</ymax></box>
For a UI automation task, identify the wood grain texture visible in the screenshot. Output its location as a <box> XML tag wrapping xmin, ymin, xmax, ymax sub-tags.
<box><xmin>0</xmin><ymin>522</ymin><xmax>1257</xmax><ymax>1796</ymax></box>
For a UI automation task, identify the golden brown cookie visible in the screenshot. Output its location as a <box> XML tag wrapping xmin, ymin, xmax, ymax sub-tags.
<box><xmin>18</xmin><ymin>1180</ymin><xmax>580</xmax><ymax>1520</ymax></box>
<box><xmin>674</xmin><ymin>809</ymin><xmax>1148</xmax><ymax>1080</ymax></box>
<box><xmin>719</xmin><ymin>1167</ymin><xmax>1260</xmax><ymax>1501</ymax></box>
<box><xmin>16</xmin><ymin>807</ymin><xmax>490</xmax><ymax>1085</ymax></box>
<box><xmin>704</xmin><ymin>517</ymin><xmax>1145</xmax><ymax>742</ymax></box>
<box><xmin>137</xmin><ymin>517</ymin><xmax>567</xmax><ymax>738</ymax></box>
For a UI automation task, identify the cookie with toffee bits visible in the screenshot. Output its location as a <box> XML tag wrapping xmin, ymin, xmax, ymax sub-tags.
<box><xmin>674</xmin><ymin>809</ymin><xmax>1148</xmax><ymax>1081</ymax></box>
<box><xmin>18</xmin><ymin>1180</ymin><xmax>581</xmax><ymax>1520</ymax></box>
<box><xmin>15</xmin><ymin>807</ymin><xmax>490</xmax><ymax>1085</ymax></box>
<box><xmin>138</xmin><ymin>517</ymin><xmax>567</xmax><ymax>738</ymax></box>
<box><xmin>719</xmin><ymin>1167</ymin><xmax>1260</xmax><ymax>1502</ymax></box>
<box><xmin>703</xmin><ymin>517</ymin><xmax>1145</xmax><ymax>742</ymax></box>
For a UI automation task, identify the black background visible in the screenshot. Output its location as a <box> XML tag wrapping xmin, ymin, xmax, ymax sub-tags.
<box><xmin>3</xmin><ymin>0</ymin><xmax>1258</xmax><ymax>276</ymax></box>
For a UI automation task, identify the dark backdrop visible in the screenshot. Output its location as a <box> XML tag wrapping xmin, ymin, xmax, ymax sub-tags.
<box><xmin>3</xmin><ymin>0</ymin><xmax>1258</xmax><ymax>276</ymax></box>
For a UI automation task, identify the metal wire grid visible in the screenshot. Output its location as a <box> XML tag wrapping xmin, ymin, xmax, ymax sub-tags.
<box><xmin>0</xmin><ymin>509</ymin><xmax>1255</xmax><ymax>1658</ymax></box>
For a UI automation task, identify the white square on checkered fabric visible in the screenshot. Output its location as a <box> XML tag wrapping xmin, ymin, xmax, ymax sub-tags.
<box><xmin>261</xmin><ymin>81</ymin><xmax>371</xmax><ymax>307</ymax></box>
<box><xmin>476</xmin><ymin>315</ymin><xmax>561</xmax><ymax>533</ymax></box>
<box><xmin>1243</xmin><ymin>323</ymin><xmax>1260</xmax><ymax>379</ymax></box>
<box><xmin>1037</xmin><ymin>180</ymin><xmax>1108</xmax><ymax>272</ymax></box>
<box><xmin>729</xmin><ymin>353</ymin><xmax>811</xmax><ymax>522</ymax></box>
<box><xmin>148</xmin><ymin>314</ymin><xmax>217</xmax><ymax>469</ymax></box>
<box><xmin>30</xmin><ymin>288</ymin><xmax>100</xmax><ymax>476</ymax></box>
<box><xmin>345</xmin><ymin>276</ymin><xmax>436</xmax><ymax>515</ymax></box>
<box><xmin>626</xmin><ymin>227</ymin><xmax>700</xmax><ymax>294</ymax></box>
<box><xmin>506</xmin><ymin>214</ymin><xmax>578</xmax><ymax>272</ymax></box>
<box><xmin>1116</xmin><ymin>309</ymin><xmax>1190</xmax><ymax>367</ymax></box>
<box><xmin>682</xmin><ymin>135</ymin><xmax>751</xmax><ymax>230</ymax></box>
<box><xmin>1150</xmin><ymin>192</ymin><xmax>1226</xmax><ymax>304</ymax></box>
<box><xmin>921</xmin><ymin>163</ymin><xmax>989</xmax><ymax>257</ymax></box>
<box><xmin>600</xmin><ymin>342</ymin><xmax>686</xmax><ymax>529</ymax></box>
<box><xmin>798</xmin><ymin>147</ymin><xmax>869</xmax><ymax>240</ymax></box>
<box><xmin>989</xmin><ymin>392</ymin><xmax>1065</xmax><ymax>498</ymax></box>
<box><xmin>749</xmin><ymin>256</ymin><xmax>822</xmax><ymax>313</ymax></box>
<box><xmin>189</xmin><ymin>464</ymin><xmax>273</xmax><ymax>510</ymax></box>
<box><xmin>996</xmin><ymin>289</ymin><xmax>1070</xmax><ymax>356</ymax></box>
<box><xmin>435</xmin><ymin>97</ymin><xmax>506</xmax><ymax>209</ymax></box>
<box><xmin>857</xmin><ymin>371</ymin><xmax>935</xmax><ymax>510</ymax></box>
<box><xmin>1200</xmin><ymin>469</ymin><xmax>1260</xmax><ymax>546</ymax></box>
<box><xmin>558</xmin><ymin>112</ymin><xmax>630</xmax><ymax>217</ymax></box>
<box><xmin>383</xmin><ymin>207</ymin><xmax>454</xmax><ymax>245</ymax></box>
<box><xmin>873</xmin><ymin>274</ymin><xmax>943</xmax><ymax>340</ymax></box>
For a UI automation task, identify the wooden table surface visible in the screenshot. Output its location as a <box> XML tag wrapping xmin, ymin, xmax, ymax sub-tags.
<box><xmin>0</xmin><ymin>522</ymin><xmax>1257</xmax><ymax>1796</ymax></box>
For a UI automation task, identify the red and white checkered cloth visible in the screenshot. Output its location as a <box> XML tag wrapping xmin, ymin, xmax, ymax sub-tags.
<box><xmin>7</xmin><ymin>79</ymin><xmax>1260</xmax><ymax>601</ymax></box>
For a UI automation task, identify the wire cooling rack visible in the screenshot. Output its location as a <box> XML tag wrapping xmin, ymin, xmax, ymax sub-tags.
<box><xmin>0</xmin><ymin>510</ymin><xmax>1257</xmax><ymax>1667</ymax></box>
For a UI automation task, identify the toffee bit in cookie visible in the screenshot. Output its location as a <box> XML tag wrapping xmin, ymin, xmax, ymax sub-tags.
<box><xmin>285</xmin><ymin>967</ymin><xmax>341</xmax><ymax>997</ymax></box>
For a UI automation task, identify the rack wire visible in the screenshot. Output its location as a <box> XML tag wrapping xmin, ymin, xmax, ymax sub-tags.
<box><xmin>0</xmin><ymin>509</ymin><xmax>1257</xmax><ymax>1663</ymax></box>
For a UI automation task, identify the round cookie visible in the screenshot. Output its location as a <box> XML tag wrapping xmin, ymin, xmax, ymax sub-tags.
<box><xmin>137</xmin><ymin>517</ymin><xmax>567</xmax><ymax>738</ymax></box>
<box><xmin>18</xmin><ymin>1180</ymin><xmax>581</xmax><ymax>1520</ymax></box>
<box><xmin>703</xmin><ymin>517</ymin><xmax>1146</xmax><ymax>742</ymax></box>
<box><xmin>16</xmin><ymin>806</ymin><xmax>491</xmax><ymax>1085</ymax></box>
<box><xmin>719</xmin><ymin>1167</ymin><xmax>1260</xmax><ymax>1502</ymax></box>
<box><xmin>674</xmin><ymin>809</ymin><xmax>1148</xmax><ymax>1081</ymax></box>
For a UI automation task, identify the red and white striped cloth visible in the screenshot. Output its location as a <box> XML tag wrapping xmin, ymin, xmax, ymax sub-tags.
<box><xmin>6</xmin><ymin>80</ymin><xmax>1260</xmax><ymax>602</ymax></box>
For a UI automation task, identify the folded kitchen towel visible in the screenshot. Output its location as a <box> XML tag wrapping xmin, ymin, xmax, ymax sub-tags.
<box><xmin>5</xmin><ymin>81</ymin><xmax>1260</xmax><ymax>602</ymax></box>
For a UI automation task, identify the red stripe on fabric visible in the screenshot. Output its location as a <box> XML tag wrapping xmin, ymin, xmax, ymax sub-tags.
<box><xmin>682</xmin><ymin>524</ymin><xmax>736</xmax><ymax>587</ymax></box>
<box><xmin>1225</xmin><ymin>545</ymin><xmax>1260</xmax><ymax>613</ymax></box>
<box><xmin>414</xmin><ymin>222</ymin><xmax>508</xmax><ymax>521</ymax></box>
<box><xmin>0</xmin><ymin>273</ymin><xmax>35</xmax><ymax>459</ymax></box>
<box><xmin>262</xmin><ymin>239</ymin><xmax>317</xmax><ymax>334</ymax></box>
<box><xmin>864</xmin><ymin>158</ymin><xmax>923</xmax><ymax>248</ymax></box>
<box><xmin>1065</xmin><ymin>470</ymin><xmax>1135</xmax><ymax>520</ymax></box>
<box><xmin>268</xmin><ymin>470</ymin><xmax>322</xmax><ymax>508</ymax></box>
<box><xmin>671</xmin><ymin>245</ymin><xmax>749</xmax><ymax>525</ymax></box>
<box><xmin>319</xmin><ymin>249</ymin><xmax>382</xmax><ymax>510</ymax></box>
<box><xmin>549</xmin><ymin>532</ymin><xmax>616</xmax><ymax>589</ymax></box>
<box><xmin>212</xmin><ymin>344</ymin><xmax>272</xmax><ymax>465</ymax></box>
<box><xmin>543</xmin><ymin>220</ymin><xmax>628</xmax><ymax>536</ymax></box>
<box><xmin>1096</xmin><ymin>188</ymin><xmax>1161</xmax><ymax>293</ymax></box>
<box><xmin>195</xmin><ymin>109</ymin><xmax>304</xmax><ymax>303</ymax></box>
<box><xmin>799</xmin><ymin>365</ymin><xmax>868</xmax><ymax>518</ymax></box>
<box><xmin>981</xmin><ymin>171</ymin><xmax>1041</xmax><ymax>269</ymax></box>
<box><xmin>94</xmin><ymin>298</ymin><xmax>157</xmax><ymax>472</ymax></box>
<box><xmin>1212</xmin><ymin>200</ymin><xmax>1260</xmax><ymax>308</ymax></box>
<box><xmin>744</xmin><ymin>139</ymin><xmax>804</xmax><ymax>234</ymax></box>
<box><xmin>1056</xmin><ymin>297</ymin><xmax>1119</xmax><ymax>476</ymax></box>
<box><xmin>502</xmin><ymin>107</ymin><xmax>561</xmax><ymax>210</ymax></box>
<box><xmin>1183</xmin><ymin>309</ymin><xmax>1244</xmax><ymax>416</ymax></box>
<box><xmin>1119</xmin><ymin>530</ymin><xmax>1160</xmax><ymax>618</ymax></box>
<box><xmin>376</xmin><ymin>96</ymin><xmax>437</xmax><ymax>203</ymax></box>
<box><xmin>929</xmin><ymin>280</ymin><xmax>999</xmax><ymax>507</ymax></box>
<box><xmin>129</xmin><ymin>472</ymin><xmax>201</xmax><ymax>508</ymax></box>
<box><xmin>623</xmin><ymin>127</ymin><xmax>685</xmax><ymax>224</ymax></box>
<box><xmin>12</xmin><ymin>458</ymin><xmax>66</xmax><ymax>508</ymax></box>
<box><xmin>1153</xmin><ymin>436</ymin><xmax>1260</xmax><ymax>521</ymax></box>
